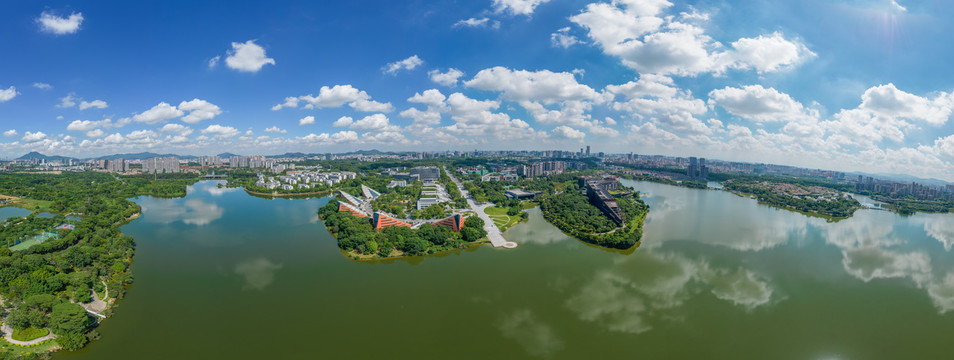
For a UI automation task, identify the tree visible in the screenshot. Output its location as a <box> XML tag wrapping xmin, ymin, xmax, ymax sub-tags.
<box><xmin>6</xmin><ymin>307</ymin><xmax>32</xmax><ymax>331</ymax></box>
<box><xmin>26</xmin><ymin>308</ymin><xmax>47</xmax><ymax>328</ymax></box>
<box><xmin>57</xmin><ymin>332</ymin><xmax>89</xmax><ymax>351</ymax></box>
<box><xmin>365</xmin><ymin>240</ymin><xmax>379</xmax><ymax>255</ymax></box>
<box><xmin>462</xmin><ymin>227</ymin><xmax>485</xmax><ymax>242</ymax></box>
<box><xmin>50</xmin><ymin>303</ymin><xmax>91</xmax><ymax>337</ymax></box>
<box><xmin>463</xmin><ymin>216</ymin><xmax>484</xmax><ymax>230</ymax></box>
<box><xmin>401</xmin><ymin>238</ymin><xmax>430</xmax><ymax>255</ymax></box>
<box><xmin>74</xmin><ymin>287</ymin><xmax>93</xmax><ymax>303</ymax></box>
<box><xmin>25</xmin><ymin>294</ymin><xmax>61</xmax><ymax>313</ymax></box>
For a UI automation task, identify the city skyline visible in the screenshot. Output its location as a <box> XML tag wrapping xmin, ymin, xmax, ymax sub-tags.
<box><xmin>3</xmin><ymin>1</ymin><xmax>954</xmax><ymax>180</ymax></box>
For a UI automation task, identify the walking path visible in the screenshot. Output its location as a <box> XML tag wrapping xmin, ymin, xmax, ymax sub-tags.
<box><xmin>443</xmin><ymin>166</ymin><xmax>516</xmax><ymax>248</ymax></box>
<box><xmin>80</xmin><ymin>282</ymin><xmax>109</xmax><ymax>319</ymax></box>
<box><xmin>1</xmin><ymin>319</ymin><xmax>55</xmax><ymax>346</ymax></box>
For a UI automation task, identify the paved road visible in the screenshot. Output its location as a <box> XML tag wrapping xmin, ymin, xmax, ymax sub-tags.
<box><xmin>1</xmin><ymin>320</ymin><xmax>55</xmax><ymax>346</ymax></box>
<box><xmin>443</xmin><ymin>166</ymin><xmax>516</xmax><ymax>248</ymax></box>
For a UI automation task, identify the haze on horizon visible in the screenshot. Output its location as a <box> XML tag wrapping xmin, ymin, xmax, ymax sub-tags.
<box><xmin>2</xmin><ymin>0</ymin><xmax>954</xmax><ymax>180</ymax></box>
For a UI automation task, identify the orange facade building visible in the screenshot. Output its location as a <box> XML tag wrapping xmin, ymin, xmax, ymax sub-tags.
<box><xmin>434</xmin><ymin>214</ymin><xmax>464</xmax><ymax>232</ymax></box>
<box><xmin>372</xmin><ymin>212</ymin><xmax>411</xmax><ymax>230</ymax></box>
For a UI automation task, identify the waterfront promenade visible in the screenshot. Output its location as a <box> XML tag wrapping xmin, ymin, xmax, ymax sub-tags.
<box><xmin>443</xmin><ymin>166</ymin><xmax>516</xmax><ymax>248</ymax></box>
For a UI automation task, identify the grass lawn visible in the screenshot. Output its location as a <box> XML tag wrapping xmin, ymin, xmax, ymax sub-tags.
<box><xmin>484</xmin><ymin>207</ymin><xmax>522</xmax><ymax>231</ymax></box>
<box><xmin>9</xmin><ymin>198</ymin><xmax>54</xmax><ymax>212</ymax></box>
<box><xmin>484</xmin><ymin>206</ymin><xmax>509</xmax><ymax>215</ymax></box>
<box><xmin>9</xmin><ymin>239</ymin><xmax>43</xmax><ymax>252</ymax></box>
<box><xmin>12</xmin><ymin>327</ymin><xmax>49</xmax><ymax>342</ymax></box>
<box><xmin>8</xmin><ymin>231</ymin><xmax>57</xmax><ymax>252</ymax></box>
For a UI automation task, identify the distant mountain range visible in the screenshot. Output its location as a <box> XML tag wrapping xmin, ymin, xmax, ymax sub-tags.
<box><xmin>17</xmin><ymin>151</ymin><xmax>78</xmax><ymax>163</ymax></box>
<box><xmin>93</xmin><ymin>152</ymin><xmax>198</xmax><ymax>161</ymax></box>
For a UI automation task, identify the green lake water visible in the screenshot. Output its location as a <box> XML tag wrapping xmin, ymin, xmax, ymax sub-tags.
<box><xmin>56</xmin><ymin>180</ymin><xmax>954</xmax><ymax>359</ymax></box>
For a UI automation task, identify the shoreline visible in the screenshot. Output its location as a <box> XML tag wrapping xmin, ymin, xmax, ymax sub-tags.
<box><xmin>342</xmin><ymin>240</ymin><xmax>490</xmax><ymax>262</ymax></box>
<box><xmin>244</xmin><ymin>188</ymin><xmax>331</xmax><ymax>198</ymax></box>
<box><xmin>723</xmin><ymin>189</ymin><xmax>858</xmax><ymax>221</ymax></box>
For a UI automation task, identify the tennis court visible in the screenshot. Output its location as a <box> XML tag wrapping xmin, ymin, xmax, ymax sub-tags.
<box><xmin>9</xmin><ymin>231</ymin><xmax>58</xmax><ymax>251</ymax></box>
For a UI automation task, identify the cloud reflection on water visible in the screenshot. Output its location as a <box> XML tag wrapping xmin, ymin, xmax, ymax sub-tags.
<box><xmin>496</xmin><ymin>309</ymin><xmax>565</xmax><ymax>359</ymax></box>
<box><xmin>820</xmin><ymin>211</ymin><xmax>954</xmax><ymax>313</ymax></box>
<box><xmin>566</xmin><ymin>251</ymin><xmax>777</xmax><ymax>334</ymax></box>
<box><xmin>234</xmin><ymin>258</ymin><xmax>284</xmax><ymax>291</ymax></box>
<box><xmin>640</xmin><ymin>188</ymin><xmax>817</xmax><ymax>252</ymax></box>
<box><xmin>919</xmin><ymin>214</ymin><xmax>954</xmax><ymax>251</ymax></box>
<box><xmin>505</xmin><ymin>208</ymin><xmax>572</xmax><ymax>245</ymax></box>
<box><xmin>708</xmin><ymin>268</ymin><xmax>776</xmax><ymax>310</ymax></box>
<box><xmin>140</xmin><ymin>198</ymin><xmax>224</xmax><ymax>226</ymax></box>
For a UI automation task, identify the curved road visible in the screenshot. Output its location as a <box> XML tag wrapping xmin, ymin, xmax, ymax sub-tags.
<box><xmin>1</xmin><ymin>320</ymin><xmax>55</xmax><ymax>346</ymax></box>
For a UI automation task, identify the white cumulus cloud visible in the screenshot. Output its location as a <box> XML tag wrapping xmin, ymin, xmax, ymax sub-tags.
<box><xmin>79</xmin><ymin>99</ymin><xmax>108</xmax><ymax>110</ymax></box>
<box><xmin>36</xmin><ymin>12</ymin><xmax>84</xmax><ymax>35</ymax></box>
<box><xmin>225</xmin><ymin>40</ymin><xmax>276</xmax><ymax>73</ymax></box>
<box><xmin>708</xmin><ymin>85</ymin><xmax>815</xmax><ymax>123</ymax></box>
<box><xmin>552</xmin><ymin>125</ymin><xmax>586</xmax><ymax>141</ymax></box>
<box><xmin>571</xmin><ymin>2</ymin><xmax>814</xmax><ymax>76</ymax></box>
<box><xmin>201</xmin><ymin>124</ymin><xmax>239</xmax><ymax>138</ymax></box>
<box><xmin>384</xmin><ymin>55</ymin><xmax>424</xmax><ymax>75</ymax></box>
<box><xmin>131</xmin><ymin>102</ymin><xmax>185</xmax><ymax>124</ymax></box>
<box><xmin>551</xmin><ymin>27</ymin><xmax>581</xmax><ymax>48</ymax></box>
<box><xmin>264</xmin><ymin>126</ymin><xmax>287</xmax><ymax>134</ymax></box>
<box><xmin>429</xmin><ymin>68</ymin><xmax>464</xmax><ymax>87</ymax></box>
<box><xmin>160</xmin><ymin>123</ymin><xmax>194</xmax><ymax>136</ymax></box>
<box><xmin>350</xmin><ymin>114</ymin><xmax>395</xmax><ymax>132</ymax></box>
<box><xmin>493</xmin><ymin>0</ymin><xmax>551</xmax><ymax>16</ymax></box>
<box><xmin>332</xmin><ymin>116</ymin><xmax>354</xmax><ymax>128</ymax></box>
<box><xmin>453</xmin><ymin>17</ymin><xmax>498</xmax><ymax>29</ymax></box>
<box><xmin>178</xmin><ymin>99</ymin><xmax>222</xmax><ymax>123</ymax></box>
<box><xmin>299</xmin><ymin>116</ymin><xmax>315</xmax><ymax>126</ymax></box>
<box><xmin>0</xmin><ymin>87</ymin><xmax>17</xmax><ymax>103</ymax></box>
<box><xmin>66</xmin><ymin>119</ymin><xmax>114</xmax><ymax>132</ymax></box>
<box><xmin>22</xmin><ymin>131</ymin><xmax>47</xmax><ymax>142</ymax></box>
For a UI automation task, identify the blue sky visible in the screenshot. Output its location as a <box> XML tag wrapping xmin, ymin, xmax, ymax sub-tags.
<box><xmin>2</xmin><ymin>0</ymin><xmax>954</xmax><ymax>179</ymax></box>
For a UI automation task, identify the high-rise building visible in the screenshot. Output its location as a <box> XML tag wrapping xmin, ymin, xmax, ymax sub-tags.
<box><xmin>687</xmin><ymin>157</ymin><xmax>708</xmax><ymax>180</ymax></box>
<box><xmin>143</xmin><ymin>157</ymin><xmax>181</xmax><ymax>173</ymax></box>
<box><xmin>229</xmin><ymin>155</ymin><xmax>272</xmax><ymax>169</ymax></box>
<box><xmin>106</xmin><ymin>158</ymin><xmax>127</xmax><ymax>173</ymax></box>
<box><xmin>586</xmin><ymin>145</ymin><xmax>591</xmax><ymax>157</ymax></box>
<box><xmin>521</xmin><ymin>161</ymin><xmax>567</xmax><ymax>178</ymax></box>
<box><xmin>199</xmin><ymin>155</ymin><xmax>223</xmax><ymax>166</ymax></box>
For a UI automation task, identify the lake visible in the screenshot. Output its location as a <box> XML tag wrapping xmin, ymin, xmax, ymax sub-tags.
<box><xmin>57</xmin><ymin>180</ymin><xmax>954</xmax><ymax>359</ymax></box>
<box><xmin>0</xmin><ymin>207</ymin><xmax>31</xmax><ymax>220</ymax></box>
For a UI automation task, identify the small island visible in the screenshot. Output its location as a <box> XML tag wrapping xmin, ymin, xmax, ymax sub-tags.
<box><xmin>317</xmin><ymin>196</ymin><xmax>488</xmax><ymax>259</ymax></box>
<box><xmin>540</xmin><ymin>176</ymin><xmax>649</xmax><ymax>250</ymax></box>
<box><xmin>723</xmin><ymin>178</ymin><xmax>861</xmax><ymax>219</ymax></box>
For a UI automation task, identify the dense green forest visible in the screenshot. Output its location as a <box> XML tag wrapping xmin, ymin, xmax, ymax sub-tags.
<box><xmin>0</xmin><ymin>171</ymin><xmax>196</xmax><ymax>355</ymax></box>
<box><xmin>615</xmin><ymin>172</ymin><xmax>708</xmax><ymax>189</ymax></box>
<box><xmin>463</xmin><ymin>172</ymin><xmax>585</xmax><ymax>205</ymax></box>
<box><xmin>723</xmin><ymin>179</ymin><xmax>861</xmax><ymax>218</ymax></box>
<box><xmin>540</xmin><ymin>183</ymin><xmax>649</xmax><ymax>250</ymax></box>
<box><xmin>870</xmin><ymin>197</ymin><xmax>954</xmax><ymax>215</ymax></box>
<box><xmin>318</xmin><ymin>200</ymin><xmax>486</xmax><ymax>258</ymax></box>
